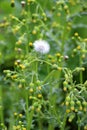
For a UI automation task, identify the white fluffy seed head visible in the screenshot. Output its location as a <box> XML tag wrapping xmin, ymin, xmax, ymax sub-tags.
<box><xmin>21</xmin><ymin>1</ymin><xmax>26</xmax><ymax>7</ymax></box>
<box><xmin>33</xmin><ymin>40</ymin><xmax>50</xmax><ymax>54</ymax></box>
<box><xmin>21</xmin><ymin>1</ymin><xmax>26</xmax><ymax>4</ymax></box>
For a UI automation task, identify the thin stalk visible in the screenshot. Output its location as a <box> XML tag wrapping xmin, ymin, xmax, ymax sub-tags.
<box><xmin>26</xmin><ymin>90</ymin><xmax>34</xmax><ymax>130</ymax></box>
<box><xmin>38</xmin><ymin>116</ymin><xmax>43</xmax><ymax>130</ymax></box>
<box><xmin>60</xmin><ymin>113</ymin><xmax>67</xmax><ymax>130</ymax></box>
<box><xmin>26</xmin><ymin>91</ymin><xmax>29</xmax><ymax>130</ymax></box>
<box><xmin>35</xmin><ymin>60</ymin><xmax>38</xmax><ymax>74</ymax></box>
<box><xmin>48</xmin><ymin>124</ymin><xmax>54</xmax><ymax>130</ymax></box>
<box><xmin>80</xmin><ymin>71</ymin><xmax>83</xmax><ymax>84</ymax></box>
<box><xmin>78</xmin><ymin>116</ymin><xmax>80</xmax><ymax>130</ymax></box>
<box><xmin>79</xmin><ymin>56</ymin><xmax>83</xmax><ymax>84</ymax></box>
<box><xmin>43</xmin><ymin>70</ymin><xmax>55</xmax><ymax>84</ymax></box>
<box><xmin>27</xmin><ymin>58</ymin><xmax>52</xmax><ymax>68</ymax></box>
<box><xmin>0</xmin><ymin>85</ymin><xmax>4</xmax><ymax>123</ymax></box>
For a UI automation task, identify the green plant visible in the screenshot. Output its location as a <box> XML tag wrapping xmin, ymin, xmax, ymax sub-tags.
<box><xmin>0</xmin><ymin>0</ymin><xmax>87</xmax><ymax>130</ymax></box>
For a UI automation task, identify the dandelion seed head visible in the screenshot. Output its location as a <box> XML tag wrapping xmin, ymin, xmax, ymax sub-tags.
<box><xmin>33</xmin><ymin>39</ymin><xmax>50</xmax><ymax>54</ymax></box>
<box><xmin>21</xmin><ymin>1</ymin><xmax>26</xmax><ymax>4</ymax></box>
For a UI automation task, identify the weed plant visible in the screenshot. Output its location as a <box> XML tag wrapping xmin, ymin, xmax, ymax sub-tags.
<box><xmin>0</xmin><ymin>0</ymin><xmax>87</xmax><ymax>130</ymax></box>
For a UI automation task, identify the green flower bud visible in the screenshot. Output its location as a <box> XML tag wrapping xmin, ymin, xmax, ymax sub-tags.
<box><xmin>29</xmin><ymin>82</ymin><xmax>34</xmax><ymax>87</ymax></box>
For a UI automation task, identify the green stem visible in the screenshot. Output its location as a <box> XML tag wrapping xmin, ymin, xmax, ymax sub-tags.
<box><xmin>26</xmin><ymin>90</ymin><xmax>34</xmax><ymax>130</ymax></box>
<box><xmin>26</xmin><ymin>91</ymin><xmax>29</xmax><ymax>129</ymax></box>
<box><xmin>27</xmin><ymin>110</ymin><xmax>34</xmax><ymax>130</ymax></box>
<box><xmin>80</xmin><ymin>71</ymin><xmax>83</xmax><ymax>84</ymax></box>
<box><xmin>38</xmin><ymin>116</ymin><xmax>43</xmax><ymax>130</ymax></box>
<box><xmin>28</xmin><ymin>59</ymin><xmax>52</xmax><ymax>68</ymax></box>
<box><xmin>60</xmin><ymin>113</ymin><xmax>67</xmax><ymax>130</ymax></box>
<box><xmin>78</xmin><ymin>116</ymin><xmax>80</xmax><ymax>130</ymax></box>
<box><xmin>43</xmin><ymin>70</ymin><xmax>55</xmax><ymax>84</ymax></box>
<box><xmin>48</xmin><ymin>124</ymin><xmax>54</xmax><ymax>130</ymax></box>
<box><xmin>35</xmin><ymin>60</ymin><xmax>38</xmax><ymax>74</ymax></box>
<box><xmin>79</xmin><ymin>55</ymin><xmax>83</xmax><ymax>84</ymax></box>
<box><xmin>0</xmin><ymin>85</ymin><xmax>4</xmax><ymax>123</ymax></box>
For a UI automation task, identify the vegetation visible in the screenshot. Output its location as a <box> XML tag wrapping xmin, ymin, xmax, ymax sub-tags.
<box><xmin>0</xmin><ymin>0</ymin><xmax>87</xmax><ymax>130</ymax></box>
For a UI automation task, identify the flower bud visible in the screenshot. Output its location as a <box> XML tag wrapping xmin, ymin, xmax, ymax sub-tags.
<box><xmin>11</xmin><ymin>0</ymin><xmax>15</xmax><ymax>7</ymax></box>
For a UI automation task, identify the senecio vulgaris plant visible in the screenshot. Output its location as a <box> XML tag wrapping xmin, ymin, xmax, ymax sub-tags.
<box><xmin>0</xmin><ymin>0</ymin><xmax>87</xmax><ymax>130</ymax></box>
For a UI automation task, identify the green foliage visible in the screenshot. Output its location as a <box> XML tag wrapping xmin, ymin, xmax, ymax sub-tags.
<box><xmin>0</xmin><ymin>0</ymin><xmax>87</xmax><ymax>130</ymax></box>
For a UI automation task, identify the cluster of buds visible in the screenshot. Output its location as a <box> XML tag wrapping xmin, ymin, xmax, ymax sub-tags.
<box><xmin>65</xmin><ymin>94</ymin><xmax>87</xmax><ymax>114</ymax></box>
<box><xmin>28</xmin><ymin>80</ymin><xmax>44</xmax><ymax>112</ymax></box>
